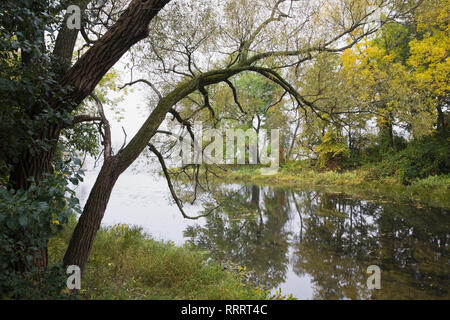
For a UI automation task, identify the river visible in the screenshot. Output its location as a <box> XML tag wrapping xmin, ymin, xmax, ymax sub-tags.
<box><xmin>76</xmin><ymin>168</ymin><xmax>449</xmax><ymax>300</ymax></box>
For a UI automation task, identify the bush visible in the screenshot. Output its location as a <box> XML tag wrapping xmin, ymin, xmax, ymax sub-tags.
<box><xmin>370</xmin><ymin>133</ymin><xmax>450</xmax><ymax>184</ymax></box>
<box><xmin>0</xmin><ymin>171</ymin><xmax>80</xmax><ymax>299</ymax></box>
<box><xmin>314</xmin><ymin>131</ymin><xmax>350</xmax><ymax>171</ymax></box>
<box><xmin>411</xmin><ymin>174</ymin><xmax>450</xmax><ymax>189</ymax></box>
<box><xmin>1</xmin><ymin>263</ymin><xmax>77</xmax><ymax>300</ymax></box>
<box><xmin>281</xmin><ymin>159</ymin><xmax>313</xmax><ymax>172</ymax></box>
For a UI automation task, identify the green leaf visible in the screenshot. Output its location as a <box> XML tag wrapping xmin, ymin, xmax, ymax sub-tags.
<box><xmin>18</xmin><ymin>215</ymin><xmax>28</xmax><ymax>227</ymax></box>
<box><xmin>6</xmin><ymin>219</ymin><xmax>18</xmax><ymax>230</ymax></box>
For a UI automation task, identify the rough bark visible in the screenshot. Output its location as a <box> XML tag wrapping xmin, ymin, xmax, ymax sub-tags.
<box><xmin>52</xmin><ymin>0</ymin><xmax>91</xmax><ymax>77</ymax></box>
<box><xmin>9</xmin><ymin>0</ymin><xmax>171</xmax><ymax>272</ymax></box>
<box><xmin>9</xmin><ymin>125</ymin><xmax>61</xmax><ymax>190</ymax></box>
<box><xmin>55</xmin><ymin>0</ymin><xmax>171</xmax><ymax>111</ymax></box>
<box><xmin>63</xmin><ymin>157</ymin><xmax>120</xmax><ymax>272</ymax></box>
<box><xmin>10</xmin><ymin>0</ymin><xmax>170</xmax><ymax>188</ymax></box>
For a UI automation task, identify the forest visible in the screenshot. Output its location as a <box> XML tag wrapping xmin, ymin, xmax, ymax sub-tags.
<box><xmin>0</xmin><ymin>0</ymin><xmax>448</xmax><ymax>300</ymax></box>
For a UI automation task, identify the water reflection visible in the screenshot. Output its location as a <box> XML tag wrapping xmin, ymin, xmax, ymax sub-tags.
<box><xmin>184</xmin><ymin>185</ymin><xmax>449</xmax><ymax>300</ymax></box>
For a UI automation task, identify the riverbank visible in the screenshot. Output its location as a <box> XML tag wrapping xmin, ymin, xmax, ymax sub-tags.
<box><xmin>171</xmin><ymin>166</ymin><xmax>450</xmax><ymax>209</ymax></box>
<box><xmin>48</xmin><ymin>218</ymin><xmax>286</xmax><ymax>300</ymax></box>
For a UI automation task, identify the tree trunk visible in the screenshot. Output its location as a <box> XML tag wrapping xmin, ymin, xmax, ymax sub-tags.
<box><xmin>436</xmin><ymin>104</ymin><xmax>446</xmax><ymax>133</ymax></box>
<box><xmin>8</xmin><ymin>0</ymin><xmax>171</xmax><ymax>272</ymax></box>
<box><xmin>62</xmin><ymin>65</ymin><xmax>245</xmax><ymax>274</ymax></box>
<box><xmin>54</xmin><ymin>0</ymin><xmax>171</xmax><ymax>111</ymax></box>
<box><xmin>52</xmin><ymin>0</ymin><xmax>91</xmax><ymax>78</ymax></box>
<box><xmin>9</xmin><ymin>125</ymin><xmax>61</xmax><ymax>190</ymax></box>
<box><xmin>287</xmin><ymin>118</ymin><xmax>301</xmax><ymax>160</ymax></box>
<box><xmin>389</xmin><ymin>124</ymin><xmax>397</xmax><ymax>152</ymax></box>
<box><xmin>63</xmin><ymin>157</ymin><xmax>121</xmax><ymax>273</ymax></box>
<box><xmin>378</xmin><ymin>109</ymin><xmax>397</xmax><ymax>152</ymax></box>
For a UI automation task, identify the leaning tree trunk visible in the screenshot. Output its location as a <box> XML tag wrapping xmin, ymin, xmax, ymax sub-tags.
<box><xmin>8</xmin><ymin>0</ymin><xmax>171</xmax><ymax>271</ymax></box>
<box><xmin>63</xmin><ymin>157</ymin><xmax>121</xmax><ymax>273</ymax></box>
<box><xmin>61</xmin><ymin>65</ymin><xmax>246</xmax><ymax>274</ymax></box>
<box><xmin>10</xmin><ymin>0</ymin><xmax>172</xmax><ymax>189</ymax></box>
<box><xmin>61</xmin><ymin>77</ymin><xmax>199</xmax><ymax>275</ymax></box>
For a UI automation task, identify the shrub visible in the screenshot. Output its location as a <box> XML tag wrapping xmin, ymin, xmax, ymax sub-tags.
<box><xmin>0</xmin><ymin>170</ymin><xmax>81</xmax><ymax>299</ymax></box>
<box><xmin>314</xmin><ymin>131</ymin><xmax>350</xmax><ymax>171</ymax></box>
<box><xmin>369</xmin><ymin>133</ymin><xmax>450</xmax><ymax>184</ymax></box>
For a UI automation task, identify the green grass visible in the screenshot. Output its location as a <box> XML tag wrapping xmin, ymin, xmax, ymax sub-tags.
<box><xmin>48</xmin><ymin>219</ymin><xmax>274</xmax><ymax>300</ymax></box>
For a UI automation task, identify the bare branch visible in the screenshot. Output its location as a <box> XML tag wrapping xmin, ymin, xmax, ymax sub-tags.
<box><xmin>66</xmin><ymin>114</ymin><xmax>103</xmax><ymax>127</ymax></box>
<box><xmin>120</xmin><ymin>79</ymin><xmax>163</xmax><ymax>100</ymax></box>
<box><xmin>91</xmin><ymin>93</ymin><xmax>112</xmax><ymax>159</ymax></box>
<box><xmin>148</xmin><ymin>144</ymin><xmax>215</xmax><ymax>220</ymax></box>
<box><xmin>224</xmin><ymin>79</ymin><xmax>247</xmax><ymax>115</ymax></box>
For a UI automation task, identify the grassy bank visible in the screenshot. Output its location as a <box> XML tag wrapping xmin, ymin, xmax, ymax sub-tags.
<box><xmin>230</xmin><ymin>167</ymin><xmax>450</xmax><ymax>209</ymax></box>
<box><xmin>49</xmin><ymin>219</ymin><xmax>278</xmax><ymax>300</ymax></box>
<box><xmin>173</xmin><ymin>165</ymin><xmax>450</xmax><ymax>209</ymax></box>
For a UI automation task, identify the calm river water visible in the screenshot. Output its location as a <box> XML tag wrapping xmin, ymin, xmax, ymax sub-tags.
<box><xmin>76</xmin><ymin>169</ymin><xmax>449</xmax><ymax>300</ymax></box>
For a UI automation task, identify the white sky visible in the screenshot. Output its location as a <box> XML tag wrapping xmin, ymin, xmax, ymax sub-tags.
<box><xmin>105</xmin><ymin>60</ymin><xmax>151</xmax><ymax>152</ymax></box>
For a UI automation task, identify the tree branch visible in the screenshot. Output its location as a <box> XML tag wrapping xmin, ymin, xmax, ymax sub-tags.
<box><xmin>68</xmin><ymin>114</ymin><xmax>103</xmax><ymax>127</ymax></box>
<box><xmin>148</xmin><ymin>144</ymin><xmax>214</xmax><ymax>220</ymax></box>
<box><xmin>91</xmin><ymin>93</ymin><xmax>112</xmax><ymax>159</ymax></box>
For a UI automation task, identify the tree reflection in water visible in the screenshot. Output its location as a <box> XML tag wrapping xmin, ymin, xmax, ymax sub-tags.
<box><xmin>184</xmin><ymin>184</ymin><xmax>449</xmax><ymax>300</ymax></box>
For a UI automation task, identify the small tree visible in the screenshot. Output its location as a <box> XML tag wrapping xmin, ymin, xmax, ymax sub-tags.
<box><xmin>315</xmin><ymin>131</ymin><xmax>350</xmax><ymax>171</ymax></box>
